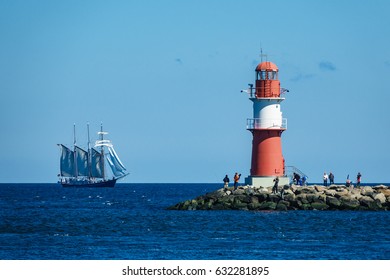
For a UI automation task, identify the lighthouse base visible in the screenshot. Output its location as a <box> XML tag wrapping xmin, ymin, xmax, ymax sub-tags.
<box><xmin>245</xmin><ymin>176</ymin><xmax>290</xmax><ymax>188</ymax></box>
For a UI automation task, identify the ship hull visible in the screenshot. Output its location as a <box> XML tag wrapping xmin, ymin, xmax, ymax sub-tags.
<box><xmin>60</xmin><ymin>178</ymin><xmax>117</xmax><ymax>188</ymax></box>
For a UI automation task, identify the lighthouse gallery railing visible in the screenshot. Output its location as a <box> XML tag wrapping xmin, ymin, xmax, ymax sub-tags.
<box><xmin>247</xmin><ymin>118</ymin><xmax>287</xmax><ymax>130</ymax></box>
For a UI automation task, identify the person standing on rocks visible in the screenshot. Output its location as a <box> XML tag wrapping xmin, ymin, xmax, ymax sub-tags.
<box><xmin>323</xmin><ymin>172</ymin><xmax>328</xmax><ymax>187</ymax></box>
<box><xmin>223</xmin><ymin>175</ymin><xmax>230</xmax><ymax>189</ymax></box>
<box><xmin>302</xmin><ymin>175</ymin><xmax>307</xmax><ymax>186</ymax></box>
<box><xmin>346</xmin><ymin>175</ymin><xmax>352</xmax><ymax>188</ymax></box>
<box><xmin>293</xmin><ymin>173</ymin><xmax>301</xmax><ymax>185</ymax></box>
<box><xmin>272</xmin><ymin>176</ymin><xmax>279</xmax><ymax>194</ymax></box>
<box><xmin>329</xmin><ymin>172</ymin><xmax>334</xmax><ymax>185</ymax></box>
<box><xmin>357</xmin><ymin>172</ymin><xmax>362</xmax><ymax>187</ymax></box>
<box><xmin>233</xmin><ymin>173</ymin><xmax>241</xmax><ymax>190</ymax></box>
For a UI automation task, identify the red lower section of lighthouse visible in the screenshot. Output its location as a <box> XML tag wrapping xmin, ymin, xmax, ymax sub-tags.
<box><xmin>250</xmin><ymin>130</ymin><xmax>285</xmax><ymax>176</ymax></box>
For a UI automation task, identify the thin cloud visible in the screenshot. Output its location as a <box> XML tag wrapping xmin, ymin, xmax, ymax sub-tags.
<box><xmin>290</xmin><ymin>73</ymin><xmax>315</xmax><ymax>82</ymax></box>
<box><xmin>319</xmin><ymin>61</ymin><xmax>336</xmax><ymax>71</ymax></box>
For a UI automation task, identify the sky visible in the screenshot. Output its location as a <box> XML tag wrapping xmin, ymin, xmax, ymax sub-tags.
<box><xmin>0</xmin><ymin>0</ymin><xmax>389</xmax><ymax>184</ymax></box>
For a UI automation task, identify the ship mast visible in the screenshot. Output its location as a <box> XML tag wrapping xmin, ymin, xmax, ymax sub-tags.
<box><xmin>87</xmin><ymin>122</ymin><xmax>92</xmax><ymax>179</ymax></box>
<box><xmin>73</xmin><ymin>123</ymin><xmax>78</xmax><ymax>178</ymax></box>
<box><xmin>98</xmin><ymin>123</ymin><xmax>106</xmax><ymax>180</ymax></box>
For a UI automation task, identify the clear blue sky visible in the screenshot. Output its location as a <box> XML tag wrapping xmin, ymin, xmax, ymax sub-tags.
<box><xmin>1</xmin><ymin>0</ymin><xmax>389</xmax><ymax>183</ymax></box>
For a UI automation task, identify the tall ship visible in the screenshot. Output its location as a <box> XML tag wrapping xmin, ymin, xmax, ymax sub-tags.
<box><xmin>58</xmin><ymin>124</ymin><xmax>128</xmax><ymax>187</ymax></box>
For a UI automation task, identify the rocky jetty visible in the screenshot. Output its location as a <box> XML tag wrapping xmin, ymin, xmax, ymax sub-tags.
<box><xmin>168</xmin><ymin>185</ymin><xmax>390</xmax><ymax>211</ymax></box>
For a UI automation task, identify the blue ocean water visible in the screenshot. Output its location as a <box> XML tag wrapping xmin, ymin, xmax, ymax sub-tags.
<box><xmin>0</xmin><ymin>183</ymin><xmax>389</xmax><ymax>260</ymax></box>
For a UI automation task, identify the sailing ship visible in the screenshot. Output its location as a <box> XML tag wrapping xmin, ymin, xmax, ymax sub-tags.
<box><xmin>58</xmin><ymin>124</ymin><xmax>128</xmax><ymax>187</ymax></box>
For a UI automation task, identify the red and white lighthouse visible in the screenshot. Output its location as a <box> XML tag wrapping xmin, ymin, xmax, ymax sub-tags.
<box><xmin>244</xmin><ymin>60</ymin><xmax>290</xmax><ymax>187</ymax></box>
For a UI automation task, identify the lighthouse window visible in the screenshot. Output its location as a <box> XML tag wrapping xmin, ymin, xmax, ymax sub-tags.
<box><xmin>268</xmin><ymin>71</ymin><xmax>277</xmax><ymax>80</ymax></box>
<box><xmin>257</xmin><ymin>71</ymin><xmax>266</xmax><ymax>80</ymax></box>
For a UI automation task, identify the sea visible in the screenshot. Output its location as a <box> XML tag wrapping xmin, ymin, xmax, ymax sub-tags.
<box><xmin>1</xmin><ymin>183</ymin><xmax>389</xmax><ymax>260</ymax></box>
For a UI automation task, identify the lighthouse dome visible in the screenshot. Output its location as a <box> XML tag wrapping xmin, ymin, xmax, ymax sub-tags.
<box><xmin>256</xmin><ymin>61</ymin><xmax>278</xmax><ymax>71</ymax></box>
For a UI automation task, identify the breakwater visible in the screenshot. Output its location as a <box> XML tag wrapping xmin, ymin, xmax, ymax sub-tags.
<box><xmin>168</xmin><ymin>185</ymin><xmax>390</xmax><ymax>211</ymax></box>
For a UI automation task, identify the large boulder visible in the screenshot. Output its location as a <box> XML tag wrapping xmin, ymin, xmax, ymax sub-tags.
<box><xmin>248</xmin><ymin>202</ymin><xmax>261</xmax><ymax>210</ymax></box>
<box><xmin>372</xmin><ymin>193</ymin><xmax>386</xmax><ymax>204</ymax></box>
<box><xmin>283</xmin><ymin>192</ymin><xmax>296</xmax><ymax>203</ymax></box>
<box><xmin>295</xmin><ymin>187</ymin><xmax>316</xmax><ymax>195</ymax></box>
<box><xmin>259</xmin><ymin>201</ymin><xmax>277</xmax><ymax>210</ymax></box>
<box><xmin>360</xmin><ymin>186</ymin><xmax>374</xmax><ymax>197</ymax></box>
<box><xmin>255</xmin><ymin>192</ymin><xmax>269</xmax><ymax>202</ymax></box>
<box><xmin>296</xmin><ymin>194</ymin><xmax>309</xmax><ymax>204</ymax></box>
<box><xmin>326</xmin><ymin>196</ymin><xmax>342</xmax><ymax>209</ymax></box>
<box><xmin>359</xmin><ymin>196</ymin><xmax>382</xmax><ymax>210</ymax></box>
<box><xmin>315</xmin><ymin>185</ymin><xmax>326</xmax><ymax>193</ymax></box>
<box><xmin>324</xmin><ymin>189</ymin><xmax>336</xmax><ymax>197</ymax></box>
<box><xmin>339</xmin><ymin>197</ymin><xmax>360</xmax><ymax>210</ymax></box>
<box><xmin>311</xmin><ymin>202</ymin><xmax>329</xmax><ymax>210</ymax></box>
<box><xmin>234</xmin><ymin>194</ymin><xmax>252</xmax><ymax>204</ymax></box>
<box><xmin>306</xmin><ymin>193</ymin><xmax>321</xmax><ymax>203</ymax></box>
<box><xmin>218</xmin><ymin>195</ymin><xmax>235</xmax><ymax>206</ymax></box>
<box><xmin>350</xmin><ymin>189</ymin><xmax>362</xmax><ymax>200</ymax></box>
<box><xmin>268</xmin><ymin>193</ymin><xmax>281</xmax><ymax>203</ymax></box>
<box><xmin>334</xmin><ymin>188</ymin><xmax>350</xmax><ymax>198</ymax></box>
<box><xmin>377</xmin><ymin>188</ymin><xmax>390</xmax><ymax>198</ymax></box>
<box><xmin>232</xmin><ymin>188</ymin><xmax>246</xmax><ymax>195</ymax></box>
<box><xmin>276</xmin><ymin>200</ymin><xmax>290</xmax><ymax>211</ymax></box>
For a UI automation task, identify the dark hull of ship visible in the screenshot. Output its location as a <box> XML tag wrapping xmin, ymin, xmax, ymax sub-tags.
<box><xmin>60</xmin><ymin>178</ymin><xmax>117</xmax><ymax>188</ymax></box>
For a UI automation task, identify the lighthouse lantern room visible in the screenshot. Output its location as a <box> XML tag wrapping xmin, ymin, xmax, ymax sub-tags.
<box><xmin>244</xmin><ymin>60</ymin><xmax>290</xmax><ymax>187</ymax></box>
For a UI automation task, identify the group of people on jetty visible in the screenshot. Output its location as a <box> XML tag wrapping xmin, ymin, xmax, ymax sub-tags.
<box><xmin>222</xmin><ymin>171</ymin><xmax>363</xmax><ymax>190</ymax></box>
<box><xmin>223</xmin><ymin>173</ymin><xmax>241</xmax><ymax>190</ymax></box>
<box><xmin>323</xmin><ymin>172</ymin><xmax>362</xmax><ymax>187</ymax></box>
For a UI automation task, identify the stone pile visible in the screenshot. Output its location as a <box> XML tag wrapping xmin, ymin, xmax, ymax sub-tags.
<box><xmin>167</xmin><ymin>185</ymin><xmax>390</xmax><ymax>211</ymax></box>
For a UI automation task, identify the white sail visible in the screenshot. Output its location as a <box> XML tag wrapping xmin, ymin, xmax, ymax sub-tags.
<box><xmin>75</xmin><ymin>146</ymin><xmax>89</xmax><ymax>177</ymax></box>
<box><xmin>106</xmin><ymin>146</ymin><xmax>127</xmax><ymax>177</ymax></box>
<box><xmin>59</xmin><ymin>144</ymin><xmax>75</xmax><ymax>177</ymax></box>
<box><xmin>91</xmin><ymin>148</ymin><xmax>104</xmax><ymax>178</ymax></box>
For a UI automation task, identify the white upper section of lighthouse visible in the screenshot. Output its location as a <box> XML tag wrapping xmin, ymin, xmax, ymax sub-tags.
<box><xmin>245</xmin><ymin>60</ymin><xmax>287</xmax><ymax>130</ymax></box>
<box><xmin>253</xmin><ymin>100</ymin><xmax>284</xmax><ymax>128</ymax></box>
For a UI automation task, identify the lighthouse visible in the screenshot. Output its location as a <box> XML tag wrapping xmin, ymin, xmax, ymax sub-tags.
<box><xmin>244</xmin><ymin>60</ymin><xmax>290</xmax><ymax>187</ymax></box>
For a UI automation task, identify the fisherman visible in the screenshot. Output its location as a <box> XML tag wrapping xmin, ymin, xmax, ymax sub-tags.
<box><xmin>302</xmin><ymin>175</ymin><xmax>307</xmax><ymax>186</ymax></box>
<box><xmin>346</xmin><ymin>175</ymin><xmax>352</xmax><ymax>188</ymax></box>
<box><xmin>356</xmin><ymin>172</ymin><xmax>362</xmax><ymax>187</ymax></box>
<box><xmin>329</xmin><ymin>172</ymin><xmax>335</xmax><ymax>185</ymax></box>
<box><xmin>233</xmin><ymin>173</ymin><xmax>241</xmax><ymax>190</ymax></box>
<box><xmin>272</xmin><ymin>176</ymin><xmax>279</xmax><ymax>194</ymax></box>
<box><xmin>223</xmin><ymin>175</ymin><xmax>230</xmax><ymax>189</ymax></box>
<box><xmin>293</xmin><ymin>173</ymin><xmax>301</xmax><ymax>185</ymax></box>
<box><xmin>323</xmin><ymin>172</ymin><xmax>328</xmax><ymax>187</ymax></box>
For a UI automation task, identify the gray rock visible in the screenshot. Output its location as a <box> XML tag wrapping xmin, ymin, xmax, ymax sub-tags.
<box><xmin>306</xmin><ymin>194</ymin><xmax>320</xmax><ymax>203</ymax></box>
<box><xmin>248</xmin><ymin>202</ymin><xmax>261</xmax><ymax>210</ymax></box>
<box><xmin>359</xmin><ymin>196</ymin><xmax>381</xmax><ymax>209</ymax></box>
<box><xmin>259</xmin><ymin>201</ymin><xmax>277</xmax><ymax>210</ymax></box>
<box><xmin>295</xmin><ymin>187</ymin><xmax>316</xmax><ymax>195</ymax></box>
<box><xmin>324</xmin><ymin>189</ymin><xmax>336</xmax><ymax>197</ymax></box>
<box><xmin>276</xmin><ymin>201</ymin><xmax>289</xmax><ymax>211</ymax></box>
<box><xmin>311</xmin><ymin>202</ymin><xmax>329</xmax><ymax>210</ymax></box>
<box><xmin>314</xmin><ymin>185</ymin><xmax>325</xmax><ymax>192</ymax></box>
<box><xmin>373</xmin><ymin>193</ymin><xmax>386</xmax><ymax>204</ymax></box>
<box><xmin>361</xmin><ymin>186</ymin><xmax>374</xmax><ymax>197</ymax></box>
<box><xmin>296</xmin><ymin>194</ymin><xmax>309</xmax><ymax>204</ymax></box>
<box><xmin>339</xmin><ymin>197</ymin><xmax>360</xmax><ymax>210</ymax></box>
<box><xmin>326</xmin><ymin>196</ymin><xmax>342</xmax><ymax>209</ymax></box>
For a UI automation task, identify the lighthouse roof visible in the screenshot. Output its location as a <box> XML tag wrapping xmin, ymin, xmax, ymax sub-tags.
<box><xmin>256</xmin><ymin>61</ymin><xmax>278</xmax><ymax>71</ymax></box>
